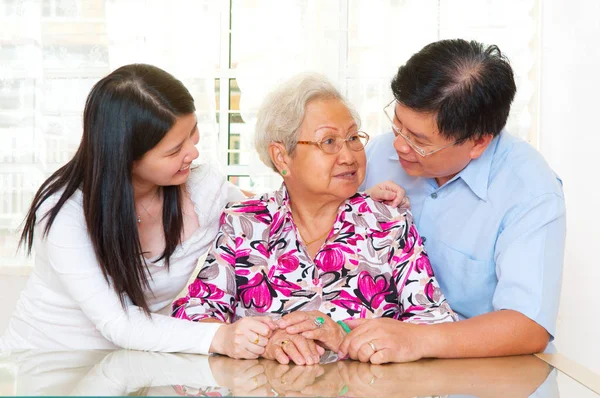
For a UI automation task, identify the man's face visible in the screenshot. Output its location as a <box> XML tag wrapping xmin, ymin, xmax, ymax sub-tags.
<box><xmin>390</xmin><ymin>102</ymin><xmax>482</xmax><ymax>186</ymax></box>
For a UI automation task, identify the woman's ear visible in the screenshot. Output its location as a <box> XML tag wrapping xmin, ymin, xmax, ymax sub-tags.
<box><xmin>268</xmin><ymin>142</ymin><xmax>291</xmax><ymax>177</ymax></box>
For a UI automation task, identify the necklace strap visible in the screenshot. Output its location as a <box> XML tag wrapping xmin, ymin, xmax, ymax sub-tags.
<box><xmin>137</xmin><ymin>188</ymin><xmax>161</xmax><ymax>223</ymax></box>
<box><xmin>299</xmin><ymin>228</ymin><xmax>330</xmax><ymax>246</ymax></box>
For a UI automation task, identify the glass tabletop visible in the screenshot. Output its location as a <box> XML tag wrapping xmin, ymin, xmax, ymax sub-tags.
<box><xmin>0</xmin><ymin>350</ymin><xmax>598</xmax><ymax>397</ymax></box>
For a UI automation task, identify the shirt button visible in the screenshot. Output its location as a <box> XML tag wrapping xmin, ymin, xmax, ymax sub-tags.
<box><xmin>431</xmin><ymin>192</ymin><xmax>438</xmax><ymax>199</ymax></box>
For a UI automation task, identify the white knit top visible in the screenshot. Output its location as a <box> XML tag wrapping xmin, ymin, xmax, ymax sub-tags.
<box><xmin>1</xmin><ymin>163</ymin><xmax>244</xmax><ymax>354</ymax></box>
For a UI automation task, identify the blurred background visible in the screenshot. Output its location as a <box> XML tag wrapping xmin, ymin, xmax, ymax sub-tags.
<box><xmin>0</xmin><ymin>0</ymin><xmax>598</xmax><ymax>377</ymax></box>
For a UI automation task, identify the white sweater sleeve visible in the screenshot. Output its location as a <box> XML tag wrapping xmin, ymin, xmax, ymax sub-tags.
<box><xmin>43</xmin><ymin>197</ymin><xmax>221</xmax><ymax>354</ymax></box>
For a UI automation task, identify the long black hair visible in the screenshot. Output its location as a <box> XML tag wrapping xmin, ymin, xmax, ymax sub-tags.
<box><xmin>19</xmin><ymin>64</ymin><xmax>196</xmax><ymax>314</ymax></box>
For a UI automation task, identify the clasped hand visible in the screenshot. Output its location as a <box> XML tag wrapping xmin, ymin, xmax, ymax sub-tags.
<box><xmin>273</xmin><ymin>311</ymin><xmax>346</xmax><ymax>362</ymax></box>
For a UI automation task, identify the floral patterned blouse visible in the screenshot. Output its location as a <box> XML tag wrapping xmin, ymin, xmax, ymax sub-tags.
<box><xmin>172</xmin><ymin>184</ymin><xmax>457</xmax><ymax>324</ymax></box>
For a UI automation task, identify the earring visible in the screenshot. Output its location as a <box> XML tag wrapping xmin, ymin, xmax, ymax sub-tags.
<box><xmin>281</xmin><ymin>170</ymin><xmax>287</xmax><ymax>176</ymax></box>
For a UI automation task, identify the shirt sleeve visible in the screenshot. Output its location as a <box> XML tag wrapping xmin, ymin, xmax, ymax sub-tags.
<box><xmin>391</xmin><ymin>212</ymin><xmax>458</xmax><ymax>324</ymax></box>
<box><xmin>45</xmin><ymin>202</ymin><xmax>222</xmax><ymax>355</ymax></box>
<box><xmin>172</xmin><ymin>214</ymin><xmax>239</xmax><ymax>323</ymax></box>
<box><xmin>492</xmin><ymin>193</ymin><xmax>566</xmax><ymax>338</ymax></box>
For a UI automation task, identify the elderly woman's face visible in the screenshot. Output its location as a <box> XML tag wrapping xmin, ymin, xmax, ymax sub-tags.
<box><xmin>287</xmin><ymin>98</ymin><xmax>366</xmax><ymax>201</ymax></box>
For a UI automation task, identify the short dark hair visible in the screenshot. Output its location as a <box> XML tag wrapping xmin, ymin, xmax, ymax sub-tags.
<box><xmin>391</xmin><ymin>39</ymin><xmax>516</xmax><ymax>141</ymax></box>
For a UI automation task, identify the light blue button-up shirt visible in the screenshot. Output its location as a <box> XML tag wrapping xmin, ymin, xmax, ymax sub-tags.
<box><xmin>361</xmin><ymin>131</ymin><xmax>566</xmax><ymax>337</ymax></box>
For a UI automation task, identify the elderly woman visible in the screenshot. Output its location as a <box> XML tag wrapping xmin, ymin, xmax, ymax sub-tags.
<box><xmin>173</xmin><ymin>74</ymin><xmax>456</xmax><ymax>365</ymax></box>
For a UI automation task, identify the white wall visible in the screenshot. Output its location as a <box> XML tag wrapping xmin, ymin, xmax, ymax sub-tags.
<box><xmin>540</xmin><ymin>0</ymin><xmax>600</xmax><ymax>374</ymax></box>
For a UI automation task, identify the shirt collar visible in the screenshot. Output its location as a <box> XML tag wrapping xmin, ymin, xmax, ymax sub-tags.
<box><xmin>451</xmin><ymin>134</ymin><xmax>500</xmax><ymax>201</ymax></box>
<box><xmin>275</xmin><ymin>183</ymin><xmax>292</xmax><ymax>211</ymax></box>
<box><xmin>276</xmin><ymin>183</ymin><xmax>370</xmax><ymax>229</ymax></box>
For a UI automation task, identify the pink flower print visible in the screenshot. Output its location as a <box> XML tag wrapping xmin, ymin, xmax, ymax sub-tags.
<box><xmin>356</xmin><ymin>271</ymin><xmax>390</xmax><ymax>309</ymax></box>
<box><xmin>267</xmin><ymin>271</ymin><xmax>302</xmax><ymax>297</ymax></box>
<box><xmin>188</xmin><ymin>278</ymin><xmax>225</xmax><ymax>301</ymax></box>
<box><xmin>238</xmin><ymin>273</ymin><xmax>274</xmax><ymax>312</ymax></box>
<box><xmin>402</xmin><ymin>224</ymin><xmax>418</xmax><ymax>255</ymax></box>
<box><xmin>276</xmin><ymin>250</ymin><xmax>300</xmax><ymax>273</ymax></box>
<box><xmin>349</xmin><ymin>196</ymin><xmax>370</xmax><ymax>213</ymax></box>
<box><xmin>371</xmin><ymin>230</ymin><xmax>390</xmax><ymax>239</ymax></box>
<box><xmin>231</xmin><ymin>200</ymin><xmax>266</xmax><ymax>214</ymax></box>
<box><xmin>235</xmin><ymin>237</ymin><xmax>243</xmax><ymax>247</ymax></box>
<box><xmin>254</xmin><ymin>241</ymin><xmax>269</xmax><ymax>257</ymax></box>
<box><xmin>379</xmin><ymin>220</ymin><xmax>400</xmax><ymax>231</ymax></box>
<box><xmin>230</xmin><ymin>200</ymin><xmax>272</xmax><ymax>225</ymax></box>
<box><xmin>358</xmin><ymin>201</ymin><xmax>370</xmax><ymax>214</ymax></box>
<box><xmin>348</xmin><ymin>195</ymin><xmax>363</xmax><ymax>205</ymax></box>
<box><xmin>399</xmin><ymin>305</ymin><xmax>427</xmax><ymax>320</ymax></box>
<box><xmin>314</xmin><ymin>244</ymin><xmax>354</xmax><ymax>273</ymax></box>
<box><xmin>424</xmin><ymin>279</ymin><xmax>436</xmax><ymax>302</ymax></box>
<box><xmin>347</xmin><ymin>233</ymin><xmax>365</xmax><ymax>247</ymax></box>
<box><xmin>270</xmin><ymin>211</ymin><xmax>285</xmax><ymax>237</ymax></box>
<box><xmin>218</xmin><ymin>244</ymin><xmax>236</xmax><ymax>266</ymax></box>
<box><xmin>254</xmin><ymin>212</ymin><xmax>272</xmax><ymax>225</ymax></box>
<box><xmin>331</xmin><ymin>290</ymin><xmax>365</xmax><ymax>315</ymax></box>
<box><xmin>218</xmin><ymin>237</ymin><xmax>251</xmax><ymax>266</ymax></box>
<box><xmin>415</xmin><ymin>255</ymin><xmax>434</xmax><ymax>277</ymax></box>
<box><xmin>172</xmin><ymin>297</ymin><xmax>190</xmax><ymax>320</ymax></box>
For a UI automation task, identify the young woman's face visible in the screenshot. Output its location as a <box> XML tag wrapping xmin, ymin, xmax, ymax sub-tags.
<box><xmin>132</xmin><ymin>113</ymin><xmax>199</xmax><ymax>188</ymax></box>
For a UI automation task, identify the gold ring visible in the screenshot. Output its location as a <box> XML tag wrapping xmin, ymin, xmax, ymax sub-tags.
<box><xmin>281</xmin><ymin>339</ymin><xmax>290</xmax><ymax>347</ymax></box>
<box><xmin>368</xmin><ymin>341</ymin><xmax>376</xmax><ymax>351</ymax></box>
<box><xmin>253</xmin><ymin>376</ymin><xmax>258</xmax><ymax>387</ymax></box>
<box><xmin>253</xmin><ymin>333</ymin><xmax>260</xmax><ymax>344</ymax></box>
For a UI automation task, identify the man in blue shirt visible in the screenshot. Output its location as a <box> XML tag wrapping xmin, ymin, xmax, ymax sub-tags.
<box><xmin>339</xmin><ymin>39</ymin><xmax>566</xmax><ymax>363</ymax></box>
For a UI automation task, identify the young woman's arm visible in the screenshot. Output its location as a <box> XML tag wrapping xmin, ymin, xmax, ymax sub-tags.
<box><xmin>44</xmin><ymin>206</ymin><xmax>221</xmax><ymax>354</ymax></box>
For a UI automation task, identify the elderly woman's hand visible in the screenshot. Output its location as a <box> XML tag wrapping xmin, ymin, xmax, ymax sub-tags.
<box><xmin>262</xmin><ymin>328</ymin><xmax>325</xmax><ymax>366</ymax></box>
<box><xmin>277</xmin><ymin>311</ymin><xmax>346</xmax><ymax>353</ymax></box>
<box><xmin>365</xmin><ymin>181</ymin><xmax>410</xmax><ymax>209</ymax></box>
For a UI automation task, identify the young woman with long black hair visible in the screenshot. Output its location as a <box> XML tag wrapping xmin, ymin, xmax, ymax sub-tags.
<box><xmin>0</xmin><ymin>64</ymin><xmax>276</xmax><ymax>357</ymax></box>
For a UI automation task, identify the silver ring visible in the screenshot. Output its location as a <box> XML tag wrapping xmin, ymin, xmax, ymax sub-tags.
<box><xmin>368</xmin><ymin>341</ymin><xmax>376</xmax><ymax>352</ymax></box>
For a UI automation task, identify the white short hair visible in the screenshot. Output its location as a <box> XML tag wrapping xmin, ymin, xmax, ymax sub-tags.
<box><xmin>254</xmin><ymin>73</ymin><xmax>360</xmax><ymax>172</ymax></box>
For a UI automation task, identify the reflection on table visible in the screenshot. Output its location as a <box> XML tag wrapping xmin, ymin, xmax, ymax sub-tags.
<box><xmin>0</xmin><ymin>349</ymin><xmax>597</xmax><ymax>397</ymax></box>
